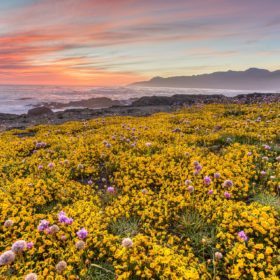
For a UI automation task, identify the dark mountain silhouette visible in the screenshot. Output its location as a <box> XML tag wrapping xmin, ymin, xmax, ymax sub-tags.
<box><xmin>130</xmin><ymin>68</ymin><xmax>280</xmax><ymax>90</ymax></box>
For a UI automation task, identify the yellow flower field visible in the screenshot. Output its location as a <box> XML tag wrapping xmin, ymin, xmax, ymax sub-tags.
<box><xmin>0</xmin><ymin>103</ymin><xmax>279</xmax><ymax>279</ymax></box>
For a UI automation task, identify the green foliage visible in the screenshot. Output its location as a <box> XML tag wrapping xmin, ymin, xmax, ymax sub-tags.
<box><xmin>252</xmin><ymin>193</ymin><xmax>280</xmax><ymax>214</ymax></box>
<box><xmin>175</xmin><ymin>208</ymin><xmax>217</xmax><ymax>261</ymax></box>
<box><xmin>82</xmin><ymin>263</ymin><xmax>115</xmax><ymax>280</ymax></box>
<box><xmin>108</xmin><ymin>216</ymin><xmax>140</xmax><ymax>237</ymax></box>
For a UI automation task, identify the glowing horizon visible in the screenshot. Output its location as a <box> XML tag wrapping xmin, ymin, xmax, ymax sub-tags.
<box><xmin>0</xmin><ymin>0</ymin><xmax>279</xmax><ymax>86</ymax></box>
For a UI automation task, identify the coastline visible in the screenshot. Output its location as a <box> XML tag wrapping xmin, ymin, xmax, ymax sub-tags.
<box><xmin>0</xmin><ymin>92</ymin><xmax>279</xmax><ymax>131</ymax></box>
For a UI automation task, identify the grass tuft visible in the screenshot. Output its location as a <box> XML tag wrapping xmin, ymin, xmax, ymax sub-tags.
<box><xmin>175</xmin><ymin>208</ymin><xmax>217</xmax><ymax>261</ymax></box>
<box><xmin>252</xmin><ymin>193</ymin><xmax>280</xmax><ymax>214</ymax></box>
<box><xmin>82</xmin><ymin>262</ymin><xmax>115</xmax><ymax>280</ymax></box>
<box><xmin>108</xmin><ymin>216</ymin><xmax>140</xmax><ymax>237</ymax></box>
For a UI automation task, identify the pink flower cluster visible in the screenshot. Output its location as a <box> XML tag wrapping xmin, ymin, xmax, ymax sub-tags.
<box><xmin>223</xmin><ymin>180</ymin><xmax>233</xmax><ymax>188</ymax></box>
<box><xmin>193</xmin><ymin>161</ymin><xmax>202</xmax><ymax>175</ymax></box>
<box><xmin>204</xmin><ymin>176</ymin><xmax>211</xmax><ymax>185</ymax></box>
<box><xmin>76</xmin><ymin>228</ymin><xmax>88</xmax><ymax>240</ymax></box>
<box><xmin>0</xmin><ymin>239</ymin><xmax>33</xmax><ymax>266</ymax></box>
<box><xmin>224</xmin><ymin>191</ymin><xmax>231</xmax><ymax>199</ymax></box>
<box><xmin>37</xmin><ymin>219</ymin><xmax>50</xmax><ymax>231</ymax></box>
<box><xmin>58</xmin><ymin>211</ymin><xmax>73</xmax><ymax>225</ymax></box>
<box><xmin>107</xmin><ymin>186</ymin><xmax>115</xmax><ymax>194</ymax></box>
<box><xmin>35</xmin><ymin>141</ymin><xmax>47</xmax><ymax>149</ymax></box>
<box><xmin>238</xmin><ymin>230</ymin><xmax>248</xmax><ymax>241</ymax></box>
<box><xmin>263</xmin><ymin>144</ymin><xmax>271</xmax><ymax>150</ymax></box>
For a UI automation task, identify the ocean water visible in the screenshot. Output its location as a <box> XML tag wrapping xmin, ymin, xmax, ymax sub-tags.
<box><xmin>0</xmin><ymin>85</ymin><xmax>260</xmax><ymax>114</ymax></box>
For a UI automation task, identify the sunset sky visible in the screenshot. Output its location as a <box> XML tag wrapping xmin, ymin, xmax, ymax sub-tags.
<box><xmin>0</xmin><ymin>0</ymin><xmax>280</xmax><ymax>86</ymax></box>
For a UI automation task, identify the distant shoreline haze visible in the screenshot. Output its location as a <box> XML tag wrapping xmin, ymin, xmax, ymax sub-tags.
<box><xmin>130</xmin><ymin>68</ymin><xmax>280</xmax><ymax>90</ymax></box>
<box><xmin>0</xmin><ymin>67</ymin><xmax>279</xmax><ymax>115</ymax></box>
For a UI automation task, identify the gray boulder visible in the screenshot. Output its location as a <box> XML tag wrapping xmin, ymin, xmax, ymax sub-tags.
<box><xmin>27</xmin><ymin>106</ymin><xmax>53</xmax><ymax>117</ymax></box>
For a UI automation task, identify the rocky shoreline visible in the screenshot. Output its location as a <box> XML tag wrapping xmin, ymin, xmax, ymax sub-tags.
<box><xmin>0</xmin><ymin>93</ymin><xmax>279</xmax><ymax>131</ymax></box>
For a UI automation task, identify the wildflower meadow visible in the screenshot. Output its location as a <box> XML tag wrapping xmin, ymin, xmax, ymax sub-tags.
<box><xmin>0</xmin><ymin>103</ymin><xmax>279</xmax><ymax>279</ymax></box>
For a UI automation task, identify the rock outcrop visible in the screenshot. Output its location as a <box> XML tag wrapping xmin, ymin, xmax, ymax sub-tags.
<box><xmin>27</xmin><ymin>107</ymin><xmax>53</xmax><ymax>117</ymax></box>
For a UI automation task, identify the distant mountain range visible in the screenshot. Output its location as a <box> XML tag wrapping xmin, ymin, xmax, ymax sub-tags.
<box><xmin>130</xmin><ymin>68</ymin><xmax>280</xmax><ymax>90</ymax></box>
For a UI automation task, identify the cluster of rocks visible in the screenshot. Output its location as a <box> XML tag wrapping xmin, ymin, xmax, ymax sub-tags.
<box><xmin>39</xmin><ymin>97</ymin><xmax>122</xmax><ymax>110</ymax></box>
<box><xmin>131</xmin><ymin>93</ymin><xmax>280</xmax><ymax>106</ymax></box>
<box><xmin>0</xmin><ymin>93</ymin><xmax>279</xmax><ymax>131</ymax></box>
<box><xmin>0</xmin><ymin>105</ymin><xmax>172</xmax><ymax>131</ymax></box>
<box><xmin>131</xmin><ymin>94</ymin><xmax>226</xmax><ymax>106</ymax></box>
